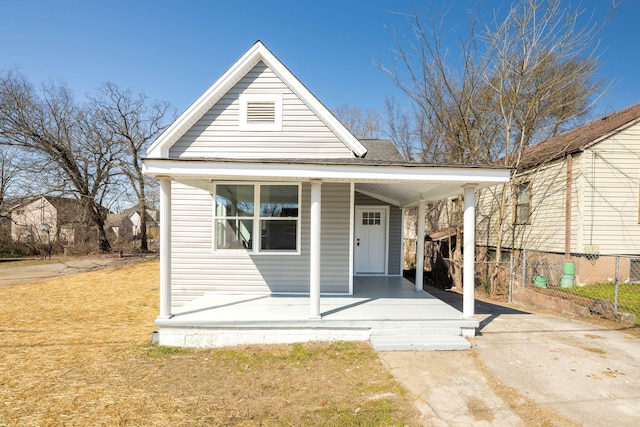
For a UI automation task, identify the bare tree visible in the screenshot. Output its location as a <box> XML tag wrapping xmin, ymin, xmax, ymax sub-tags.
<box><xmin>384</xmin><ymin>97</ymin><xmax>416</xmax><ymax>160</ymax></box>
<box><xmin>332</xmin><ymin>104</ymin><xmax>382</xmax><ymax>140</ymax></box>
<box><xmin>0</xmin><ymin>70</ymin><xmax>120</xmax><ymax>252</ymax></box>
<box><xmin>88</xmin><ymin>82</ymin><xmax>171</xmax><ymax>252</ymax></box>
<box><xmin>382</xmin><ymin>0</ymin><xmax>614</xmax><ymax>291</ymax></box>
<box><xmin>0</xmin><ymin>147</ymin><xmax>18</xmax><ymax>209</ymax></box>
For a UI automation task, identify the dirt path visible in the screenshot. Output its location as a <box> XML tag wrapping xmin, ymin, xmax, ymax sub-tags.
<box><xmin>0</xmin><ymin>255</ymin><xmax>154</xmax><ymax>288</ymax></box>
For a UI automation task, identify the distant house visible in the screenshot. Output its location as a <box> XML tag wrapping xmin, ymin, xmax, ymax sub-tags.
<box><xmin>122</xmin><ymin>207</ymin><xmax>159</xmax><ymax>238</ymax></box>
<box><xmin>105</xmin><ymin>213</ymin><xmax>134</xmax><ymax>242</ymax></box>
<box><xmin>476</xmin><ymin>103</ymin><xmax>640</xmax><ymax>284</ymax></box>
<box><xmin>106</xmin><ymin>207</ymin><xmax>159</xmax><ymax>243</ymax></box>
<box><xmin>10</xmin><ymin>195</ymin><xmax>89</xmax><ymax>244</ymax></box>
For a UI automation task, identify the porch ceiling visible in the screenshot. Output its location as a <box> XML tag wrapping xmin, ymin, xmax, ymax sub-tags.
<box><xmin>356</xmin><ymin>182</ymin><xmax>470</xmax><ymax>207</ymax></box>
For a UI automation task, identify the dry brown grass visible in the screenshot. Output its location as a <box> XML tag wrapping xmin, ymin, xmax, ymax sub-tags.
<box><xmin>0</xmin><ymin>260</ymin><xmax>421</xmax><ymax>426</ymax></box>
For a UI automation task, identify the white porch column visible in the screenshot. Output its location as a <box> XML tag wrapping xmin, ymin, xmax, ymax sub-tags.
<box><xmin>415</xmin><ymin>199</ymin><xmax>426</xmax><ymax>292</ymax></box>
<box><xmin>309</xmin><ymin>180</ymin><xmax>322</xmax><ymax>319</ymax></box>
<box><xmin>159</xmin><ymin>177</ymin><xmax>172</xmax><ymax>319</ymax></box>
<box><xmin>463</xmin><ymin>184</ymin><xmax>477</xmax><ymax>318</ymax></box>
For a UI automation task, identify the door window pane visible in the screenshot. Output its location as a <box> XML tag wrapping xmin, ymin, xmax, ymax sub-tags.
<box><xmin>362</xmin><ymin>211</ymin><xmax>381</xmax><ymax>225</ymax></box>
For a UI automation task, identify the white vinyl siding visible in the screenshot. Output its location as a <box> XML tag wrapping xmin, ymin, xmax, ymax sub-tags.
<box><xmin>354</xmin><ymin>192</ymin><xmax>403</xmax><ymax>275</ymax></box>
<box><xmin>169</xmin><ymin>61</ymin><xmax>353</xmax><ymax>159</ymax></box>
<box><xmin>170</xmin><ymin>180</ymin><xmax>350</xmax><ymax>307</ymax></box>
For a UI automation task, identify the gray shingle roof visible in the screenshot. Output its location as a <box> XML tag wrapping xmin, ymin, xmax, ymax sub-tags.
<box><xmin>517</xmin><ymin>103</ymin><xmax>640</xmax><ymax>170</ymax></box>
<box><xmin>359</xmin><ymin>139</ymin><xmax>405</xmax><ymax>161</ymax></box>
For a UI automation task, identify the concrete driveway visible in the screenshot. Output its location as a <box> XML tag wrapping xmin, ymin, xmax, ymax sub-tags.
<box><xmin>380</xmin><ymin>287</ymin><xmax>640</xmax><ymax>426</ymax></box>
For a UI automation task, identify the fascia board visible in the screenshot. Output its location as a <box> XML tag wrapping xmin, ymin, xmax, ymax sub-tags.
<box><xmin>142</xmin><ymin>159</ymin><xmax>511</xmax><ymax>185</ymax></box>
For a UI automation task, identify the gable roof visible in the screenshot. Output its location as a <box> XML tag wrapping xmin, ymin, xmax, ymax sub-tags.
<box><xmin>518</xmin><ymin>103</ymin><xmax>640</xmax><ymax>170</ymax></box>
<box><xmin>147</xmin><ymin>41</ymin><xmax>367</xmax><ymax>158</ymax></box>
<box><xmin>10</xmin><ymin>195</ymin><xmax>82</xmax><ymax>212</ymax></box>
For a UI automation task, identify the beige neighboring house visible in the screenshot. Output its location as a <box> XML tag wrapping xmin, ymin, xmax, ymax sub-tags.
<box><xmin>476</xmin><ymin>103</ymin><xmax>640</xmax><ymax>283</ymax></box>
<box><xmin>10</xmin><ymin>195</ymin><xmax>89</xmax><ymax>244</ymax></box>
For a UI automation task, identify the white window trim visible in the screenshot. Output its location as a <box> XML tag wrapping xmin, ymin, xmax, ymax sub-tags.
<box><xmin>239</xmin><ymin>94</ymin><xmax>283</xmax><ymax>131</ymax></box>
<box><xmin>212</xmin><ymin>182</ymin><xmax>301</xmax><ymax>255</ymax></box>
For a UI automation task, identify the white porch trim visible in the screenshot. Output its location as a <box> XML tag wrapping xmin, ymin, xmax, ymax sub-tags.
<box><xmin>144</xmin><ymin>159</ymin><xmax>509</xmax><ymax>185</ymax></box>
<box><xmin>159</xmin><ymin>177</ymin><xmax>172</xmax><ymax>319</ymax></box>
<box><xmin>415</xmin><ymin>199</ymin><xmax>426</xmax><ymax>292</ymax></box>
<box><xmin>309</xmin><ymin>180</ymin><xmax>322</xmax><ymax>319</ymax></box>
<box><xmin>463</xmin><ymin>184</ymin><xmax>477</xmax><ymax>318</ymax></box>
<box><xmin>348</xmin><ymin>182</ymin><xmax>355</xmax><ymax>294</ymax></box>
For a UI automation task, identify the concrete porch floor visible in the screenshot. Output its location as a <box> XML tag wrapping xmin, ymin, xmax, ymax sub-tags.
<box><xmin>155</xmin><ymin>276</ymin><xmax>478</xmax><ymax>350</ymax></box>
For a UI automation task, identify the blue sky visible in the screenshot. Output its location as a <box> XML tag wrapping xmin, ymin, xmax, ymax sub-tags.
<box><xmin>1</xmin><ymin>0</ymin><xmax>638</xmax><ymax>120</ymax></box>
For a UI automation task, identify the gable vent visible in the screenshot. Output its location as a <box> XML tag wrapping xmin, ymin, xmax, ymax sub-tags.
<box><xmin>247</xmin><ymin>101</ymin><xmax>276</xmax><ymax>124</ymax></box>
<box><xmin>239</xmin><ymin>94</ymin><xmax>282</xmax><ymax>131</ymax></box>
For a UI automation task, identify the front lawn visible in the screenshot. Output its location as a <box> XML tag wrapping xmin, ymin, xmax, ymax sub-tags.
<box><xmin>0</xmin><ymin>260</ymin><xmax>420</xmax><ymax>426</ymax></box>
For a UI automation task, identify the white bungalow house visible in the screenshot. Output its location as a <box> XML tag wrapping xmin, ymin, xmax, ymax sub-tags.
<box><xmin>142</xmin><ymin>41</ymin><xmax>509</xmax><ymax>349</ymax></box>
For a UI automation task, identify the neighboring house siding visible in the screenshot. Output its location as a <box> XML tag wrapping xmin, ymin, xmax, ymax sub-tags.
<box><xmin>520</xmin><ymin>159</ymin><xmax>568</xmax><ymax>252</ymax></box>
<box><xmin>578</xmin><ymin>124</ymin><xmax>640</xmax><ymax>254</ymax></box>
<box><xmin>477</xmin><ymin>159</ymin><xmax>567</xmax><ymax>253</ymax></box>
<box><xmin>11</xmin><ymin>198</ymin><xmax>57</xmax><ymax>243</ymax></box>
<box><xmin>354</xmin><ymin>192</ymin><xmax>402</xmax><ymax>275</ymax></box>
<box><xmin>477</xmin><ymin>122</ymin><xmax>640</xmax><ymax>256</ymax></box>
<box><xmin>170</xmin><ymin>180</ymin><xmax>350</xmax><ymax>307</ymax></box>
<box><xmin>169</xmin><ymin>61</ymin><xmax>353</xmax><ymax>159</ymax></box>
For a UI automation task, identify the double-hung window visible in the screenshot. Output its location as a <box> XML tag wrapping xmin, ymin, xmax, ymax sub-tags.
<box><xmin>214</xmin><ymin>183</ymin><xmax>300</xmax><ymax>253</ymax></box>
<box><xmin>514</xmin><ymin>181</ymin><xmax>532</xmax><ymax>225</ymax></box>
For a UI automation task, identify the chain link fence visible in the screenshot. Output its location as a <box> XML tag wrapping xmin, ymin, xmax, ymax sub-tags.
<box><xmin>511</xmin><ymin>250</ymin><xmax>640</xmax><ymax>324</ymax></box>
<box><xmin>409</xmin><ymin>238</ymin><xmax>640</xmax><ymax>325</ymax></box>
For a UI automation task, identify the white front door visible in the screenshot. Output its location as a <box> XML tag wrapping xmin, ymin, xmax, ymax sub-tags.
<box><xmin>355</xmin><ymin>207</ymin><xmax>387</xmax><ymax>274</ymax></box>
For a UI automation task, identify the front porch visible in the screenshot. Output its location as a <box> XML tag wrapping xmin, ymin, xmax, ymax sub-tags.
<box><xmin>155</xmin><ymin>276</ymin><xmax>478</xmax><ymax>351</ymax></box>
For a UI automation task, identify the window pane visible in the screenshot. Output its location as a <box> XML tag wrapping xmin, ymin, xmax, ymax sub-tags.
<box><xmin>216</xmin><ymin>185</ymin><xmax>254</xmax><ymax>217</ymax></box>
<box><xmin>517</xmin><ymin>183</ymin><xmax>530</xmax><ymax>203</ymax></box>
<box><xmin>516</xmin><ymin>205</ymin><xmax>530</xmax><ymax>223</ymax></box>
<box><xmin>261</xmin><ymin>220</ymin><xmax>297</xmax><ymax>250</ymax></box>
<box><xmin>215</xmin><ymin>219</ymin><xmax>253</xmax><ymax>249</ymax></box>
<box><xmin>260</xmin><ymin>185</ymin><xmax>298</xmax><ymax>217</ymax></box>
